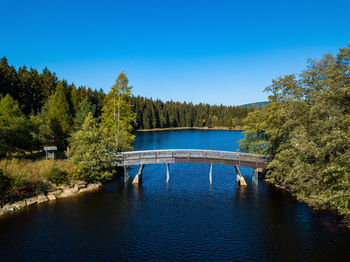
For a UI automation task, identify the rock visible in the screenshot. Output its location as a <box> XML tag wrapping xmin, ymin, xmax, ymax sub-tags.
<box><xmin>78</xmin><ymin>183</ymin><xmax>102</xmax><ymax>193</ymax></box>
<box><xmin>75</xmin><ymin>182</ymin><xmax>87</xmax><ymax>189</ymax></box>
<box><xmin>47</xmin><ymin>194</ymin><xmax>56</xmax><ymax>201</ymax></box>
<box><xmin>13</xmin><ymin>201</ymin><xmax>27</xmax><ymax>209</ymax></box>
<box><xmin>25</xmin><ymin>197</ymin><xmax>38</xmax><ymax>206</ymax></box>
<box><xmin>37</xmin><ymin>195</ymin><xmax>49</xmax><ymax>204</ymax></box>
<box><xmin>59</xmin><ymin>184</ymin><xmax>70</xmax><ymax>189</ymax></box>
<box><xmin>49</xmin><ymin>190</ymin><xmax>63</xmax><ymax>198</ymax></box>
<box><xmin>77</xmin><ymin>187</ymin><xmax>89</xmax><ymax>193</ymax></box>
<box><xmin>59</xmin><ymin>186</ymin><xmax>79</xmax><ymax>198</ymax></box>
<box><xmin>0</xmin><ymin>206</ymin><xmax>13</xmax><ymax>215</ymax></box>
<box><xmin>87</xmin><ymin>182</ymin><xmax>102</xmax><ymax>190</ymax></box>
<box><xmin>1</xmin><ymin>204</ymin><xmax>17</xmax><ymax>213</ymax></box>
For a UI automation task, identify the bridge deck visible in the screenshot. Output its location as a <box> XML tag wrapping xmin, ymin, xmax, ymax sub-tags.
<box><xmin>116</xmin><ymin>149</ymin><xmax>270</xmax><ymax>169</ymax></box>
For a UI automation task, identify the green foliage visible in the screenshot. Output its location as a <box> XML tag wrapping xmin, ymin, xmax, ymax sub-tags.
<box><xmin>69</xmin><ymin>113</ymin><xmax>113</xmax><ymax>182</ymax></box>
<box><xmin>0</xmin><ymin>57</ymin><xmax>57</xmax><ymax>115</ymax></box>
<box><xmin>47</xmin><ymin>82</ymin><xmax>73</xmax><ymax>148</ymax></box>
<box><xmin>34</xmin><ymin>96</ymin><xmax>55</xmax><ymax>147</ymax></box>
<box><xmin>71</xmin><ymin>87</ymin><xmax>80</xmax><ymax>116</ymax></box>
<box><xmin>43</xmin><ymin>165</ymin><xmax>68</xmax><ymax>185</ymax></box>
<box><xmin>35</xmin><ymin>82</ymin><xmax>74</xmax><ymax>150</ymax></box>
<box><xmin>240</xmin><ymin>44</ymin><xmax>350</xmax><ymax>222</ymax></box>
<box><xmin>73</xmin><ymin>97</ymin><xmax>96</xmax><ymax>130</ymax></box>
<box><xmin>130</xmin><ymin>96</ymin><xmax>254</xmax><ymax>130</ymax></box>
<box><xmin>102</xmin><ymin>73</ymin><xmax>135</xmax><ymax>152</ymax></box>
<box><xmin>10</xmin><ymin>169</ymin><xmax>27</xmax><ymax>189</ymax></box>
<box><xmin>0</xmin><ymin>57</ymin><xmax>105</xmax><ymax>152</ymax></box>
<box><xmin>0</xmin><ymin>56</ymin><xmax>256</xmax><ymax>157</ymax></box>
<box><xmin>0</xmin><ymin>94</ymin><xmax>34</xmax><ymax>156</ymax></box>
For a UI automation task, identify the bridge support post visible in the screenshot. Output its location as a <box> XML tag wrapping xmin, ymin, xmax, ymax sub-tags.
<box><xmin>132</xmin><ymin>164</ymin><xmax>145</xmax><ymax>184</ymax></box>
<box><xmin>124</xmin><ymin>166</ymin><xmax>129</xmax><ymax>184</ymax></box>
<box><xmin>252</xmin><ymin>168</ymin><xmax>258</xmax><ymax>185</ymax></box>
<box><xmin>234</xmin><ymin>165</ymin><xmax>247</xmax><ymax>186</ymax></box>
<box><xmin>166</xmin><ymin>163</ymin><xmax>170</xmax><ymax>184</ymax></box>
<box><xmin>209</xmin><ymin>164</ymin><xmax>213</xmax><ymax>185</ymax></box>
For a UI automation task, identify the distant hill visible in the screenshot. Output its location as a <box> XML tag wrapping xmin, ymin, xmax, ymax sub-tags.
<box><xmin>240</xmin><ymin>101</ymin><xmax>269</xmax><ymax>108</ymax></box>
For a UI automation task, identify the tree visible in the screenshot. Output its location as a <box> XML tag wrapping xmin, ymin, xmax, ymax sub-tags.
<box><xmin>73</xmin><ymin>97</ymin><xmax>96</xmax><ymax>130</ymax></box>
<box><xmin>46</xmin><ymin>81</ymin><xmax>73</xmax><ymax>149</ymax></box>
<box><xmin>0</xmin><ymin>57</ymin><xmax>19</xmax><ymax>103</ymax></box>
<box><xmin>239</xmin><ymin>44</ymin><xmax>350</xmax><ymax>223</ymax></box>
<box><xmin>71</xmin><ymin>86</ymin><xmax>80</xmax><ymax>116</ymax></box>
<box><xmin>0</xmin><ymin>94</ymin><xmax>33</xmax><ymax>156</ymax></box>
<box><xmin>101</xmin><ymin>73</ymin><xmax>135</xmax><ymax>152</ymax></box>
<box><xmin>69</xmin><ymin>113</ymin><xmax>113</xmax><ymax>182</ymax></box>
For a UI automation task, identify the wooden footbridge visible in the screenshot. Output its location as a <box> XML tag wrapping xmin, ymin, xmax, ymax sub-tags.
<box><xmin>115</xmin><ymin>149</ymin><xmax>270</xmax><ymax>186</ymax></box>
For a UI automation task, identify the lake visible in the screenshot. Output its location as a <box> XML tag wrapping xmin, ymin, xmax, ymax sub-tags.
<box><xmin>0</xmin><ymin>130</ymin><xmax>350</xmax><ymax>261</ymax></box>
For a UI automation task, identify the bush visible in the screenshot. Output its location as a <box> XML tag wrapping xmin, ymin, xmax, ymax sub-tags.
<box><xmin>0</xmin><ymin>169</ymin><xmax>11</xmax><ymax>206</ymax></box>
<box><xmin>10</xmin><ymin>169</ymin><xmax>27</xmax><ymax>189</ymax></box>
<box><xmin>43</xmin><ymin>165</ymin><xmax>68</xmax><ymax>185</ymax></box>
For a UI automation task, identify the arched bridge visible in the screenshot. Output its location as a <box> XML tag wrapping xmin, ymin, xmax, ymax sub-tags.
<box><xmin>115</xmin><ymin>149</ymin><xmax>270</xmax><ymax>186</ymax></box>
<box><xmin>116</xmin><ymin>149</ymin><xmax>269</xmax><ymax>168</ymax></box>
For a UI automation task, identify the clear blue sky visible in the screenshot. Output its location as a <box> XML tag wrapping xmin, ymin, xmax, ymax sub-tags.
<box><xmin>1</xmin><ymin>0</ymin><xmax>349</xmax><ymax>105</ymax></box>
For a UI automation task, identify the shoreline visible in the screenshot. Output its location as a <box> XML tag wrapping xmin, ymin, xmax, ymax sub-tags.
<box><xmin>263</xmin><ymin>178</ymin><xmax>350</xmax><ymax>229</ymax></box>
<box><xmin>0</xmin><ymin>181</ymin><xmax>105</xmax><ymax>217</ymax></box>
<box><xmin>137</xmin><ymin>127</ymin><xmax>244</xmax><ymax>132</ymax></box>
<box><xmin>2</xmin><ymin>174</ymin><xmax>349</xmax><ymax>229</ymax></box>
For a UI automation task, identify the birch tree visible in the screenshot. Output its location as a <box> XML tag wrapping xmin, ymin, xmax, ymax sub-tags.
<box><xmin>101</xmin><ymin>73</ymin><xmax>135</xmax><ymax>152</ymax></box>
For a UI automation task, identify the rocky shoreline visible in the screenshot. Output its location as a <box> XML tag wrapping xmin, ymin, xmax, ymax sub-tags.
<box><xmin>0</xmin><ymin>181</ymin><xmax>103</xmax><ymax>217</ymax></box>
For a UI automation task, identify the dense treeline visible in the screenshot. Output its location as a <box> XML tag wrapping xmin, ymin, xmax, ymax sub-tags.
<box><xmin>0</xmin><ymin>56</ymin><xmax>257</xmax><ymax>156</ymax></box>
<box><xmin>0</xmin><ymin>56</ymin><xmax>259</xmax><ymax>206</ymax></box>
<box><xmin>0</xmin><ymin>56</ymin><xmax>257</xmax><ymax>191</ymax></box>
<box><xmin>240</xmin><ymin>44</ymin><xmax>350</xmax><ymax>225</ymax></box>
<box><xmin>0</xmin><ymin>57</ymin><xmax>105</xmax><ymax>117</ymax></box>
<box><xmin>0</xmin><ymin>68</ymin><xmax>135</xmax><ymax>204</ymax></box>
<box><xmin>0</xmin><ymin>57</ymin><xmax>105</xmax><ymax>154</ymax></box>
<box><xmin>130</xmin><ymin>96</ymin><xmax>256</xmax><ymax>130</ymax></box>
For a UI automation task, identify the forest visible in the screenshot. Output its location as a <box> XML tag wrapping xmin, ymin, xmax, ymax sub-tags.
<box><xmin>0</xmin><ymin>58</ymin><xmax>134</xmax><ymax>204</ymax></box>
<box><xmin>131</xmin><ymin>96</ymin><xmax>255</xmax><ymax>130</ymax></box>
<box><xmin>0</xmin><ymin>57</ymin><xmax>255</xmax><ymax>205</ymax></box>
<box><xmin>0</xmin><ymin>56</ymin><xmax>256</xmax><ymax>157</ymax></box>
<box><xmin>240</xmin><ymin>44</ymin><xmax>350</xmax><ymax>225</ymax></box>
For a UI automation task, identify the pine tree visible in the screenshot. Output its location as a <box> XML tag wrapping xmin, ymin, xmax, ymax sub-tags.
<box><xmin>73</xmin><ymin>97</ymin><xmax>96</xmax><ymax>130</ymax></box>
<box><xmin>71</xmin><ymin>86</ymin><xmax>80</xmax><ymax>116</ymax></box>
<box><xmin>46</xmin><ymin>81</ymin><xmax>73</xmax><ymax>149</ymax></box>
<box><xmin>0</xmin><ymin>57</ymin><xmax>19</xmax><ymax>103</ymax></box>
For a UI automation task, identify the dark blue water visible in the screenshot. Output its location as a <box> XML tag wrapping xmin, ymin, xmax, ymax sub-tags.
<box><xmin>0</xmin><ymin>130</ymin><xmax>350</xmax><ymax>261</ymax></box>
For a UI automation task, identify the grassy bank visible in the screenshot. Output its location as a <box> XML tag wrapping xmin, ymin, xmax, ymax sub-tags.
<box><xmin>137</xmin><ymin>126</ymin><xmax>244</xmax><ymax>132</ymax></box>
<box><xmin>0</xmin><ymin>159</ymin><xmax>75</xmax><ymax>206</ymax></box>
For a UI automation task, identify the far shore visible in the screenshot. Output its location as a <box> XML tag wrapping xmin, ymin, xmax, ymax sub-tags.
<box><xmin>137</xmin><ymin>127</ymin><xmax>245</xmax><ymax>132</ymax></box>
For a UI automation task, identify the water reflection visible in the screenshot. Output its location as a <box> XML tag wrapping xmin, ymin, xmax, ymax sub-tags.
<box><xmin>132</xmin><ymin>183</ymin><xmax>144</xmax><ymax>204</ymax></box>
<box><xmin>1</xmin><ymin>130</ymin><xmax>350</xmax><ymax>261</ymax></box>
<box><xmin>235</xmin><ymin>183</ymin><xmax>247</xmax><ymax>202</ymax></box>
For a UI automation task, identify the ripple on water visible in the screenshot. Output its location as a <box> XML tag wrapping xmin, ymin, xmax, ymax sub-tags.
<box><xmin>1</xmin><ymin>131</ymin><xmax>350</xmax><ymax>261</ymax></box>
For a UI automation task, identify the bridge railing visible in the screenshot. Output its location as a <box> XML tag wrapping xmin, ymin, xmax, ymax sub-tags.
<box><xmin>115</xmin><ymin>149</ymin><xmax>270</xmax><ymax>166</ymax></box>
